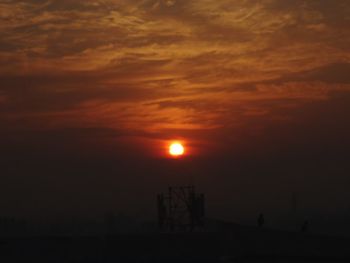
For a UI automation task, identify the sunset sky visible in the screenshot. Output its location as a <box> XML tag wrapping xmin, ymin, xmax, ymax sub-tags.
<box><xmin>1</xmin><ymin>0</ymin><xmax>350</xmax><ymax>227</ymax></box>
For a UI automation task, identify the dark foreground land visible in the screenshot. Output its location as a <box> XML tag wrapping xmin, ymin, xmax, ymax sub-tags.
<box><xmin>1</xmin><ymin>222</ymin><xmax>350</xmax><ymax>262</ymax></box>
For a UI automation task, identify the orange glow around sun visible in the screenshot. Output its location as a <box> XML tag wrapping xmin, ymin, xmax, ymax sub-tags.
<box><xmin>169</xmin><ymin>142</ymin><xmax>185</xmax><ymax>157</ymax></box>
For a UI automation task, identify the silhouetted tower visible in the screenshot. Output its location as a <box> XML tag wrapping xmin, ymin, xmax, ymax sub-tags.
<box><xmin>157</xmin><ymin>185</ymin><xmax>205</xmax><ymax>232</ymax></box>
<box><xmin>291</xmin><ymin>192</ymin><xmax>297</xmax><ymax>215</ymax></box>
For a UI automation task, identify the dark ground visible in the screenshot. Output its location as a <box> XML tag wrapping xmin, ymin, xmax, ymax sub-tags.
<box><xmin>1</xmin><ymin>221</ymin><xmax>350</xmax><ymax>262</ymax></box>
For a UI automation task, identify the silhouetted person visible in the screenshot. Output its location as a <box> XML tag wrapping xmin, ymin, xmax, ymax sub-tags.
<box><xmin>257</xmin><ymin>213</ymin><xmax>265</xmax><ymax>228</ymax></box>
<box><xmin>301</xmin><ymin>220</ymin><xmax>309</xmax><ymax>233</ymax></box>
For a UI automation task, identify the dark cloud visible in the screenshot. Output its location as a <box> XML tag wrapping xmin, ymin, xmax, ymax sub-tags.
<box><xmin>283</xmin><ymin>62</ymin><xmax>350</xmax><ymax>84</ymax></box>
<box><xmin>222</xmin><ymin>62</ymin><xmax>350</xmax><ymax>93</ymax></box>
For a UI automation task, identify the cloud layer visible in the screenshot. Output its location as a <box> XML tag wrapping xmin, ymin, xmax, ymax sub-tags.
<box><xmin>1</xmin><ymin>1</ymin><xmax>349</xmax><ymax>148</ymax></box>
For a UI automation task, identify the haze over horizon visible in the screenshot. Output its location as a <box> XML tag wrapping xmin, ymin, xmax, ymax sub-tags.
<box><xmin>0</xmin><ymin>0</ymin><xmax>350</xmax><ymax>233</ymax></box>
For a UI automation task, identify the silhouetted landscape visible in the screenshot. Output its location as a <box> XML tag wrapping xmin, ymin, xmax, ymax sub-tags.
<box><xmin>2</xmin><ymin>191</ymin><xmax>350</xmax><ymax>262</ymax></box>
<box><xmin>2</xmin><ymin>216</ymin><xmax>350</xmax><ymax>262</ymax></box>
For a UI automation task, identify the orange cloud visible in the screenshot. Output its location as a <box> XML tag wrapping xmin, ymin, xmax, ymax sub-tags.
<box><xmin>0</xmin><ymin>0</ymin><xmax>349</xmax><ymax>156</ymax></box>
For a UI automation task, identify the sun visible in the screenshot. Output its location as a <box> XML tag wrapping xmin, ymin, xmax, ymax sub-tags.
<box><xmin>169</xmin><ymin>142</ymin><xmax>185</xmax><ymax>157</ymax></box>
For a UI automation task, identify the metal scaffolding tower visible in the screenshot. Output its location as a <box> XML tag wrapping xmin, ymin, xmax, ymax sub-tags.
<box><xmin>157</xmin><ymin>185</ymin><xmax>205</xmax><ymax>232</ymax></box>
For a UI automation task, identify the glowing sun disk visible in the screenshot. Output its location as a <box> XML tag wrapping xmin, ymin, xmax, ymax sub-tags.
<box><xmin>169</xmin><ymin>142</ymin><xmax>184</xmax><ymax>157</ymax></box>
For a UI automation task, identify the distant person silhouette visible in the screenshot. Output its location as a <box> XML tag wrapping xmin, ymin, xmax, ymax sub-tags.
<box><xmin>258</xmin><ymin>213</ymin><xmax>265</xmax><ymax>228</ymax></box>
<box><xmin>301</xmin><ymin>220</ymin><xmax>309</xmax><ymax>233</ymax></box>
